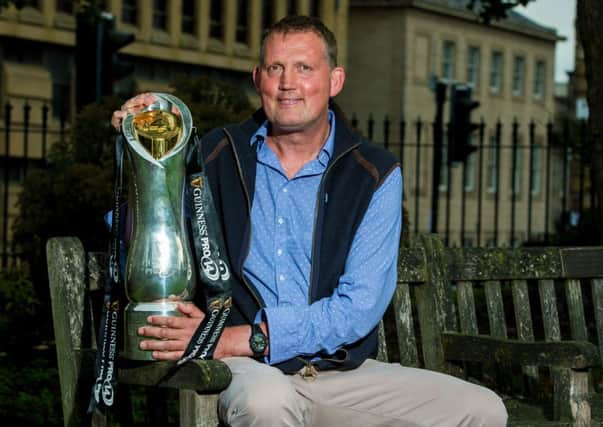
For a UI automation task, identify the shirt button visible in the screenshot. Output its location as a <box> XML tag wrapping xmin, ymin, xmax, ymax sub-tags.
<box><xmin>277</xmin><ymin>248</ymin><xmax>283</xmax><ymax>256</ymax></box>
<box><xmin>283</xmin><ymin>188</ymin><xmax>288</xmax><ymax>193</ymax></box>
<box><xmin>279</xmin><ymin>274</ymin><xmax>285</xmax><ymax>281</ymax></box>
<box><xmin>277</xmin><ymin>217</ymin><xmax>284</xmax><ymax>225</ymax></box>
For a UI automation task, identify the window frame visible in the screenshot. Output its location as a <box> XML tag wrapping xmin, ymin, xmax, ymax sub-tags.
<box><xmin>466</xmin><ymin>45</ymin><xmax>480</xmax><ymax>88</ymax></box>
<box><xmin>512</xmin><ymin>55</ymin><xmax>525</xmax><ymax>97</ymax></box>
<box><xmin>489</xmin><ymin>50</ymin><xmax>504</xmax><ymax>93</ymax></box>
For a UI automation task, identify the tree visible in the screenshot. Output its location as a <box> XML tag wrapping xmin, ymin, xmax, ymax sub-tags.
<box><xmin>466</xmin><ymin>0</ymin><xmax>533</xmax><ymax>24</ymax></box>
<box><xmin>575</xmin><ymin>0</ymin><xmax>603</xmax><ymax>243</ymax></box>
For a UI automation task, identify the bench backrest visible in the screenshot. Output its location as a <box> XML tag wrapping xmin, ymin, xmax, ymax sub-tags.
<box><xmin>388</xmin><ymin>234</ymin><xmax>603</xmax><ymax>393</ymax></box>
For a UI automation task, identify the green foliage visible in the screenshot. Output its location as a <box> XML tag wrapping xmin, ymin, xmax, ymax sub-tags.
<box><xmin>0</xmin><ymin>269</ymin><xmax>40</xmax><ymax>351</ymax></box>
<box><xmin>170</xmin><ymin>74</ymin><xmax>255</xmax><ymax>135</ymax></box>
<box><xmin>0</xmin><ymin>353</ymin><xmax>62</xmax><ymax>427</ymax></box>
<box><xmin>13</xmin><ymin>97</ymin><xmax>120</xmax><ymax>288</ymax></box>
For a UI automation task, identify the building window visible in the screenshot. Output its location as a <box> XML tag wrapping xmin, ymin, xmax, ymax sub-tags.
<box><xmin>466</xmin><ymin>46</ymin><xmax>480</xmax><ymax>87</ymax></box>
<box><xmin>286</xmin><ymin>0</ymin><xmax>296</xmax><ymax>16</ymax></box>
<box><xmin>462</xmin><ymin>237</ymin><xmax>474</xmax><ymax>248</ymax></box>
<box><xmin>510</xmin><ymin>144</ymin><xmax>522</xmax><ymax>195</ymax></box>
<box><xmin>153</xmin><ymin>0</ymin><xmax>167</xmax><ymax>30</ymax></box>
<box><xmin>262</xmin><ymin>0</ymin><xmax>274</xmax><ymax>31</ymax></box>
<box><xmin>4</xmin><ymin>40</ymin><xmax>43</xmax><ymax>65</ymax></box>
<box><xmin>21</xmin><ymin>0</ymin><xmax>40</xmax><ymax>8</ymax></box>
<box><xmin>442</xmin><ymin>40</ymin><xmax>456</xmax><ymax>81</ymax></box>
<box><xmin>534</xmin><ymin>60</ymin><xmax>546</xmax><ymax>99</ymax></box>
<box><xmin>487</xmin><ymin>136</ymin><xmax>498</xmax><ymax>193</ymax></box>
<box><xmin>236</xmin><ymin>0</ymin><xmax>249</xmax><ymax>44</ymax></box>
<box><xmin>122</xmin><ymin>0</ymin><xmax>137</xmax><ymax>25</ymax></box>
<box><xmin>181</xmin><ymin>0</ymin><xmax>196</xmax><ymax>34</ymax></box>
<box><xmin>489</xmin><ymin>51</ymin><xmax>503</xmax><ymax>93</ymax></box>
<box><xmin>56</xmin><ymin>0</ymin><xmax>73</xmax><ymax>13</ymax></box>
<box><xmin>512</xmin><ymin>55</ymin><xmax>525</xmax><ymax>96</ymax></box>
<box><xmin>530</xmin><ymin>144</ymin><xmax>542</xmax><ymax>195</ymax></box>
<box><xmin>210</xmin><ymin>0</ymin><xmax>224</xmax><ymax>40</ymax></box>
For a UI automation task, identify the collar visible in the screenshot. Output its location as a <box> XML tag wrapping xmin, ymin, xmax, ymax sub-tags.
<box><xmin>250</xmin><ymin>110</ymin><xmax>336</xmax><ymax>167</ymax></box>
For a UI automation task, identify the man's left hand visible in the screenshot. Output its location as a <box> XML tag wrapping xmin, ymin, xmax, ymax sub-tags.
<box><xmin>138</xmin><ymin>303</ymin><xmax>263</xmax><ymax>360</ymax></box>
<box><xmin>138</xmin><ymin>302</ymin><xmax>204</xmax><ymax>360</ymax></box>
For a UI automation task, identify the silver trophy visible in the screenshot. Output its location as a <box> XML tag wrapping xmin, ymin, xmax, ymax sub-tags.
<box><xmin>121</xmin><ymin>93</ymin><xmax>195</xmax><ymax>360</ymax></box>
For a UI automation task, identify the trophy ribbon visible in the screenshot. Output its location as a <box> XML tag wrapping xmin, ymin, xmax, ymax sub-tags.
<box><xmin>88</xmin><ymin>136</ymin><xmax>125</xmax><ymax>413</ymax></box>
<box><xmin>172</xmin><ymin>132</ymin><xmax>233</xmax><ymax>367</ymax></box>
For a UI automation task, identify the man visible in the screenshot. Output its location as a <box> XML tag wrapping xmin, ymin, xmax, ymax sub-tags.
<box><xmin>113</xmin><ymin>15</ymin><xmax>507</xmax><ymax>427</ymax></box>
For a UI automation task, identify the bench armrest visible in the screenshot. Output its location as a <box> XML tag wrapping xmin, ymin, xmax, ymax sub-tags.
<box><xmin>441</xmin><ymin>332</ymin><xmax>600</xmax><ymax>369</ymax></box>
<box><xmin>78</xmin><ymin>348</ymin><xmax>232</xmax><ymax>392</ymax></box>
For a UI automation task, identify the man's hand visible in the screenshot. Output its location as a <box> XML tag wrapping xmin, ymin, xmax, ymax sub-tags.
<box><xmin>138</xmin><ymin>302</ymin><xmax>204</xmax><ymax>360</ymax></box>
<box><xmin>111</xmin><ymin>92</ymin><xmax>157</xmax><ymax>131</ymax></box>
<box><xmin>138</xmin><ymin>302</ymin><xmax>269</xmax><ymax>360</ymax></box>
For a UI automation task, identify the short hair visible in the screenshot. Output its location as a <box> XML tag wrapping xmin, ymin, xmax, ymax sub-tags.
<box><xmin>259</xmin><ymin>15</ymin><xmax>338</xmax><ymax>68</ymax></box>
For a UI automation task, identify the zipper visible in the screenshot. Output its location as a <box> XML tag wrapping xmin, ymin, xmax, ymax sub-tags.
<box><xmin>223</xmin><ymin>128</ymin><xmax>264</xmax><ymax>310</ymax></box>
<box><xmin>307</xmin><ymin>143</ymin><xmax>361</xmax><ymax>304</ymax></box>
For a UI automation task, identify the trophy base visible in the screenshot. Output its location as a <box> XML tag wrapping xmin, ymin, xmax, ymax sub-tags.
<box><xmin>122</xmin><ymin>301</ymin><xmax>182</xmax><ymax>361</ymax></box>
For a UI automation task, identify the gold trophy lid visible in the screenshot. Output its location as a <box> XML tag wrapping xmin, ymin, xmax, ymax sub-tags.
<box><xmin>122</xmin><ymin>93</ymin><xmax>193</xmax><ymax>166</ymax></box>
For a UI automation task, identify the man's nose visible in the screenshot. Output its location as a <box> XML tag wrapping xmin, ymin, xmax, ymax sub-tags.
<box><xmin>279</xmin><ymin>68</ymin><xmax>295</xmax><ymax>89</ymax></box>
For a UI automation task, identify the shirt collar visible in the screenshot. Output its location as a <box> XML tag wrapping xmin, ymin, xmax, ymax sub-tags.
<box><xmin>250</xmin><ymin>110</ymin><xmax>336</xmax><ymax>167</ymax></box>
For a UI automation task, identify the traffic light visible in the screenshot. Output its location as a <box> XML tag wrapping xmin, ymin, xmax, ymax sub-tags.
<box><xmin>100</xmin><ymin>13</ymin><xmax>135</xmax><ymax>97</ymax></box>
<box><xmin>448</xmin><ymin>84</ymin><xmax>480</xmax><ymax>163</ymax></box>
<box><xmin>75</xmin><ymin>10</ymin><xmax>134</xmax><ymax>109</ymax></box>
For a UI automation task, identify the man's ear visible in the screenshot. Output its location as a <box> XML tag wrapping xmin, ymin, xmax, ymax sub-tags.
<box><xmin>329</xmin><ymin>67</ymin><xmax>345</xmax><ymax>98</ymax></box>
<box><xmin>252</xmin><ymin>66</ymin><xmax>261</xmax><ymax>94</ymax></box>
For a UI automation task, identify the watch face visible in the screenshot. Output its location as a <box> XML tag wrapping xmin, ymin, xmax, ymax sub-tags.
<box><xmin>250</xmin><ymin>332</ymin><xmax>267</xmax><ymax>354</ymax></box>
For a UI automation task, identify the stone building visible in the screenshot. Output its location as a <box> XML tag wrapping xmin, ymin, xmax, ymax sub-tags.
<box><xmin>0</xmin><ymin>0</ymin><xmax>349</xmax><ymax>263</ymax></box>
<box><xmin>337</xmin><ymin>0</ymin><xmax>564</xmax><ymax>246</ymax></box>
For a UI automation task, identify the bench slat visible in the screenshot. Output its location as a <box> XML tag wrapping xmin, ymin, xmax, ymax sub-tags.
<box><xmin>456</xmin><ymin>281</ymin><xmax>478</xmax><ymax>335</ymax></box>
<box><xmin>539</xmin><ymin>279</ymin><xmax>561</xmax><ymax>341</ymax></box>
<box><xmin>565</xmin><ymin>279</ymin><xmax>588</xmax><ymax>341</ymax></box>
<box><xmin>392</xmin><ymin>282</ymin><xmax>418</xmax><ymax>367</ymax></box>
<box><xmin>592</xmin><ymin>278</ymin><xmax>603</xmax><ymax>368</ymax></box>
<box><xmin>47</xmin><ymin>237</ymin><xmax>91</xmax><ymax>427</ymax></box>
<box><xmin>484</xmin><ymin>280</ymin><xmax>507</xmax><ymax>338</ymax></box>
<box><xmin>377</xmin><ymin>320</ymin><xmax>389</xmax><ymax>363</ymax></box>
<box><xmin>447</xmin><ymin>247</ymin><xmax>563</xmax><ymax>281</ymax></box>
<box><xmin>511</xmin><ymin>280</ymin><xmax>539</xmax><ymax>393</ymax></box>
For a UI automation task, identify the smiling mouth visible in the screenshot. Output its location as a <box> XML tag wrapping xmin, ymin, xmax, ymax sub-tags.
<box><xmin>278</xmin><ymin>98</ymin><xmax>302</xmax><ymax>105</ymax></box>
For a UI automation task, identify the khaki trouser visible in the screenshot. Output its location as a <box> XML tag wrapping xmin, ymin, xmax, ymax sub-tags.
<box><xmin>218</xmin><ymin>357</ymin><xmax>508</xmax><ymax>427</ymax></box>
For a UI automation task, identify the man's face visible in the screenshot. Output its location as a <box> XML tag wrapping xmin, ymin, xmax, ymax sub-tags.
<box><xmin>253</xmin><ymin>31</ymin><xmax>345</xmax><ymax>135</ymax></box>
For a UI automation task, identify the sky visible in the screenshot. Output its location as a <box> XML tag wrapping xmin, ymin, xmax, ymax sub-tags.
<box><xmin>516</xmin><ymin>0</ymin><xmax>576</xmax><ymax>83</ymax></box>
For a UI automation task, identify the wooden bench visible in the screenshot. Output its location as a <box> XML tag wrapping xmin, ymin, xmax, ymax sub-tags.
<box><xmin>385</xmin><ymin>234</ymin><xmax>603</xmax><ymax>426</ymax></box>
<box><xmin>48</xmin><ymin>234</ymin><xmax>603</xmax><ymax>426</ymax></box>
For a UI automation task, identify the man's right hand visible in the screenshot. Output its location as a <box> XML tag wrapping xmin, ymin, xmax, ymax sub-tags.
<box><xmin>111</xmin><ymin>92</ymin><xmax>157</xmax><ymax>131</ymax></box>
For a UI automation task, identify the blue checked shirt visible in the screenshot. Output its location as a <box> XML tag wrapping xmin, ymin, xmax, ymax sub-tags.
<box><xmin>245</xmin><ymin>111</ymin><xmax>403</xmax><ymax>365</ymax></box>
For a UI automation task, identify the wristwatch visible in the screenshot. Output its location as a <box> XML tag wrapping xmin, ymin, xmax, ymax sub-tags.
<box><xmin>249</xmin><ymin>323</ymin><xmax>268</xmax><ymax>357</ymax></box>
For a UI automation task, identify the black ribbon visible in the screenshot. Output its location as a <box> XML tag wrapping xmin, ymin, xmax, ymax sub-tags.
<box><xmin>174</xmin><ymin>133</ymin><xmax>232</xmax><ymax>365</ymax></box>
<box><xmin>88</xmin><ymin>135</ymin><xmax>124</xmax><ymax>414</ymax></box>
